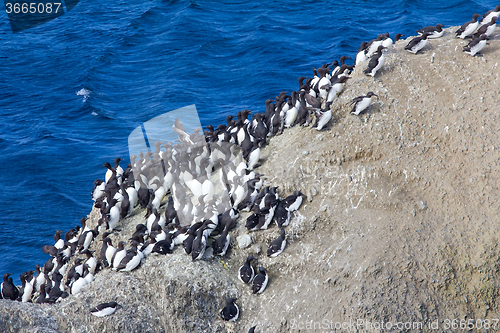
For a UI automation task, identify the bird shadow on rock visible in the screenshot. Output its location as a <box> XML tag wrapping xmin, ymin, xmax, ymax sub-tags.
<box><xmin>355</xmin><ymin>101</ymin><xmax>383</xmax><ymax>123</ymax></box>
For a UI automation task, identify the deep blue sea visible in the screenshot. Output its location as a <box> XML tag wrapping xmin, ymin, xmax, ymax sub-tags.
<box><xmin>0</xmin><ymin>0</ymin><xmax>497</xmax><ymax>284</ymax></box>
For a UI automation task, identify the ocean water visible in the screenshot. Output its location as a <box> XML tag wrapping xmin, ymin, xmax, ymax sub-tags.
<box><xmin>0</xmin><ymin>0</ymin><xmax>497</xmax><ymax>284</ymax></box>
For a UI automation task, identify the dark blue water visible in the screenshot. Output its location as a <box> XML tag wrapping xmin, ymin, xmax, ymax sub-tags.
<box><xmin>0</xmin><ymin>0</ymin><xmax>497</xmax><ymax>284</ymax></box>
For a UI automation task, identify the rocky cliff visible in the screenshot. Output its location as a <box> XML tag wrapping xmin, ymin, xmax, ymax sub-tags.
<box><xmin>1</xmin><ymin>27</ymin><xmax>500</xmax><ymax>332</ymax></box>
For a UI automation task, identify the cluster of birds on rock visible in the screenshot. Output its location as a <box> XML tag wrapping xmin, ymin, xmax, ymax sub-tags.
<box><xmin>0</xmin><ymin>113</ymin><xmax>305</xmax><ymax>319</ymax></box>
<box><xmin>2</xmin><ymin>6</ymin><xmax>499</xmax><ymax>332</ymax></box>
<box><xmin>401</xmin><ymin>6</ymin><xmax>499</xmax><ymax>56</ymax></box>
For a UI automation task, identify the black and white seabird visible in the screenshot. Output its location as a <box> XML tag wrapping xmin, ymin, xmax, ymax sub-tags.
<box><xmin>238</xmin><ymin>256</ymin><xmax>257</xmax><ymax>284</ymax></box>
<box><xmin>417</xmin><ymin>24</ymin><xmax>444</xmax><ymax>39</ymax></box>
<box><xmin>1</xmin><ymin>273</ymin><xmax>19</xmax><ymax>300</ymax></box>
<box><xmin>71</xmin><ymin>272</ymin><xmax>87</xmax><ymax>295</ymax></box>
<box><xmin>480</xmin><ymin>5</ymin><xmax>500</xmax><ymax>24</ymax></box>
<box><xmin>182</xmin><ymin>224</ymin><xmax>199</xmax><ymax>255</ymax></box>
<box><xmin>267</xmin><ymin>228</ymin><xmax>287</xmax><ymax>258</ymax></box>
<box><xmin>35</xmin><ymin>284</ymin><xmax>48</xmax><ymax>304</ymax></box>
<box><xmin>212</xmin><ymin>218</ymin><xmax>236</xmax><ymax>256</ymax></box>
<box><xmin>151</xmin><ymin>235</ymin><xmax>175</xmax><ymax>255</ymax></box>
<box><xmin>313</xmin><ymin>109</ymin><xmax>332</xmax><ymax>131</ymax></box>
<box><xmin>473</xmin><ymin>17</ymin><xmax>497</xmax><ymax>39</ymax></box>
<box><xmin>365</xmin><ymin>34</ymin><xmax>385</xmax><ymax>58</ymax></box>
<box><xmin>404</xmin><ymin>33</ymin><xmax>429</xmax><ymax>54</ymax></box>
<box><xmin>92</xmin><ymin>179</ymin><xmax>106</xmax><ymax>201</ymax></box>
<box><xmin>381</xmin><ymin>32</ymin><xmax>393</xmax><ymax>48</ymax></box>
<box><xmin>355</xmin><ymin>41</ymin><xmax>368</xmax><ymax>65</ymax></box>
<box><xmin>456</xmin><ymin>13</ymin><xmax>481</xmax><ymax>39</ymax></box>
<box><xmin>101</xmin><ymin>237</ymin><xmax>116</xmax><ymax>268</ymax></box>
<box><xmin>65</xmin><ymin>258</ymin><xmax>84</xmax><ymax>288</ymax></box>
<box><xmin>273</xmin><ymin>201</ymin><xmax>290</xmax><ymax>228</ymax></box>
<box><xmin>349</xmin><ymin>92</ymin><xmax>379</xmax><ymax>116</ymax></box>
<box><xmin>245</xmin><ymin>212</ymin><xmax>260</xmax><ymax>231</ymax></box>
<box><xmin>111</xmin><ymin>241</ymin><xmax>127</xmax><ymax>270</ymax></box>
<box><xmin>90</xmin><ymin>301</ymin><xmax>119</xmax><ymax>317</ymax></box>
<box><xmin>191</xmin><ymin>223</ymin><xmax>209</xmax><ymax>260</ymax></box>
<box><xmin>463</xmin><ymin>34</ymin><xmax>489</xmax><ymax>56</ymax></box>
<box><xmin>363</xmin><ymin>46</ymin><xmax>386</xmax><ymax>77</ymax></box>
<box><xmin>248</xmin><ymin>326</ymin><xmax>257</xmax><ymax>333</ymax></box>
<box><xmin>220</xmin><ymin>298</ymin><xmax>239</xmax><ymax>321</ymax></box>
<box><xmin>20</xmin><ymin>271</ymin><xmax>35</xmax><ymax>302</ymax></box>
<box><xmin>34</xmin><ymin>264</ymin><xmax>46</xmax><ymax>292</ymax></box>
<box><xmin>53</xmin><ymin>230</ymin><xmax>65</xmax><ymax>249</ymax></box>
<box><xmin>252</xmin><ymin>267</ymin><xmax>269</xmax><ymax>294</ymax></box>
<box><xmin>116</xmin><ymin>247</ymin><xmax>143</xmax><ymax>272</ymax></box>
<box><xmin>325</xmin><ymin>76</ymin><xmax>349</xmax><ymax>104</ymax></box>
<box><xmin>83</xmin><ymin>249</ymin><xmax>98</xmax><ymax>275</ymax></box>
<box><xmin>49</xmin><ymin>272</ymin><xmax>69</xmax><ymax>300</ymax></box>
<box><xmin>282</xmin><ymin>190</ymin><xmax>304</xmax><ymax>212</ymax></box>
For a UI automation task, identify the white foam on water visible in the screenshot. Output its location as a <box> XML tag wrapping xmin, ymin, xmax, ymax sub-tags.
<box><xmin>76</xmin><ymin>88</ymin><xmax>91</xmax><ymax>102</ymax></box>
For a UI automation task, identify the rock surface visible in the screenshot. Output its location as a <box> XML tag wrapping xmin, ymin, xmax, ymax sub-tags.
<box><xmin>1</xmin><ymin>27</ymin><xmax>500</xmax><ymax>332</ymax></box>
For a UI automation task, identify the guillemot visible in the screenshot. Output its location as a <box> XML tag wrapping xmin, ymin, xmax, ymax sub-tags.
<box><xmin>238</xmin><ymin>256</ymin><xmax>257</xmax><ymax>284</ymax></box>
<box><xmin>404</xmin><ymin>33</ymin><xmax>430</xmax><ymax>54</ymax></box>
<box><xmin>220</xmin><ymin>298</ymin><xmax>239</xmax><ymax>321</ymax></box>
<box><xmin>363</xmin><ymin>46</ymin><xmax>386</xmax><ymax>77</ymax></box>
<box><xmin>267</xmin><ymin>228</ymin><xmax>287</xmax><ymax>258</ymax></box>
<box><xmin>252</xmin><ymin>267</ymin><xmax>269</xmax><ymax>294</ymax></box>
<box><xmin>349</xmin><ymin>92</ymin><xmax>379</xmax><ymax>116</ymax></box>
<box><xmin>90</xmin><ymin>301</ymin><xmax>119</xmax><ymax>317</ymax></box>
<box><xmin>463</xmin><ymin>34</ymin><xmax>489</xmax><ymax>56</ymax></box>
<box><xmin>417</xmin><ymin>24</ymin><xmax>444</xmax><ymax>39</ymax></box>
<box><xmin>456</xmin><ymin>13</ymin><xmax>481</xmax><ymax>39</ymax></box>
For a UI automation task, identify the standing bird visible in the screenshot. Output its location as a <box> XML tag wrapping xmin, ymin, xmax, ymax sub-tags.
<box><xmin>252</xmin><ymin>267</ymin><xmax>269</xmax><ymax>294</ymax></box>
<box><xmin>90</xmin><ymin>301</ymin><xmax>119</xmax><ymax>317</ymax></box>
<box><xmin>473</xmin><ymin>17</ymin><xmax>497</xmax><ymax>39</ymax></box>
<box><xmin>365</xmin><ymin>34</ymin><xmax>385</xmax><ymax>57</ymax></box>
<box><xmin>363</xmin><ymin>46</ymin><xmax>386</xmax><ymax>77</ymax></box>
<box><xmin>53</xmin><ymin>230</ymin><xmax>65</xmax><ymax>249</ymax></box>
<box><xmin>456</xmin><ymin>13</ymin><xmax>481</xmax><ymax>39</ymax></box>
<box><xmin>313</xmin><ymin>110</ymin><xmax>332</xmax><ymax>131</ymax></box>
<box><xmin>101</xmin><ymin>237</ymin><xmax>116</xmax><ymax>268</ymax></box>
<box><xmin>220</xmin><ymin>298</ymin><xmax>239</xmax><ymax>321</ymax></box>
<box><xmin>92</xmin><ymin>179</ymin><xmax>106</xmax><ymax>201</ymax></box>
<box><xmin>480</xmin><ymin>5</ymin><xmax>500</xmax><ymax>24</ymax></box>
<box><xmin>355</xmin><ymin>42</ymin><xmax>368</xmax><ymax>65</ymax></box>
<box><xmin>191</xmin><ymin>223</ymin><xmax>209</xmax><ymax>260</ymax></box>
<box><xmin>267</xmin><ymin>228</ymin><xmax>287</xmax><ymax>257</ymax></box>
<box><xmin>112</xmin><ymin>241</ymin><xmax>127</xmax><ymax>270</ymax></box>
<box><xmin>1</xmin><ymin>273</ymin><xmax>19</xmax><ymax>300</ymax></box>
<box><xmin>238</xmin><ymin>256</ymin><xmax>257</xmax><ymax>284</ymax></box>
<box><xmin>404</xmin><ymin>33</ymin><xmax>429</xmax><ymax>54</ymax></box>
<box><xmin>349</xmin><ymin>92</ymin><xmax>379</xmax><ymax>116</ymax></box>
<box><xmin>463</xmin><ymin>34</ymin><xmax>489</xmax><ymax>56</ymax></box>
<box><xmin>116</xmin><ymin>247</ymin><xmax>143</xmax><ymax>272</ymax></box>
<box><xmin>212</xmin><ymin>218</ymin><xmax>236</xmax><ymax>257</ymax></box>
<box><xmin>35</xmin><ymin>284</ymin><xmax>48</xmax><ymax>304</ymax></box>
<box><xmin>381</xmin><ymin>32</ymin><xmax>394</xmax><ymax>48</ymax></box>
